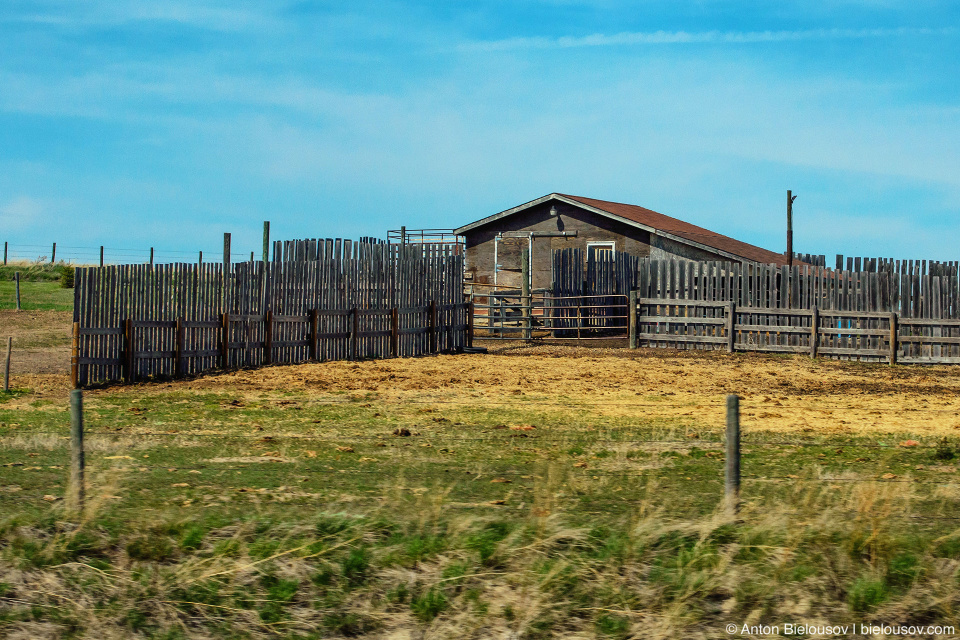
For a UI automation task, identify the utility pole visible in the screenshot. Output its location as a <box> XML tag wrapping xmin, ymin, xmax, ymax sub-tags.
<box><xmin>787</xmin><ymin>190</ymin><xmax>797</xmax><ymax>268</ymax></box>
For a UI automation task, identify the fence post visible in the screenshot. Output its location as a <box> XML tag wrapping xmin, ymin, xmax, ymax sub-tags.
<box><xmin>889</xmin><ymin>312</ymin><xmax>898</xmax><ymax>365</ymax></box>
<box><xmin>149</xmin><ymin>247</ymin><xmax>154</xmax><ymax>266</ymax></box>
<box><xmin>521</xmin><ymin>250</ymin><xmax>531</xmax><ymax>340</ymax></box>
<box><xmin>3</xmin><ymin>241</ymin><xmax>7</xmax><ymax>265</ymax></box>
<box><xmin>264</xmin><ymin>310</ymin><xmax>273</xmax><ymax>365</ymax></box>
<box><xmin>262</xmin><ymin>221</ymin><xmax>270</xmax><ymax>262</ymax></box>
<box><xmin>223</xmin><ymin>233</ymin><xmax>231</xmax><ymax>269</ymax></box>
<box><xmin>220</xmin><ymin>313</ymin><xmax>230</xmax><ymax>369</ymax></box>
<box><xmin>175</xmin><ymin>318</ymin><xmax>185</xmax><ymax>378</ymax></box>
<box><xmin>124</xmin><ymin>318</ymin><xmax>134</xmax><ymax>383</ymax></box>
<box><xmin>429</xmin><ymin>301</ymin><xmax>438</xmax><ymax>353</ymax></box>
<box><xmin>69</xmin><ymin>389</ymin><xmax>85</xmax><ymax>516</ymax></box>
<box><xmin>71</xmin><ymin>323</ymin><xmax>80</xmax><ymax>388</ymax></box>
<box><xmin>309</xmin><ymin>309</ymin><xmax>319</xmax><ymax>361</ymax></box>
<box><xmin>726</xmin><ymin>301</ymin><xmax>736</xmax><ymax>353</ymax></box>
<box><xmin>390</xmin><ymin>307</ymin><xmax>399</xmax><ymax>357</ymax></box>
<box><xmin>629</xmin><ymin>290</ymin><xmax>638</xmax><ymax>349</ymax></box>
<box><xmin>99</xmin><ymin>246</ymin><xmax>104</xmax><ymax>267</ymax></box>
<box><xmin>3</xmin><ymin>336</ymin><xmax>11</xmax><ymax>392</ymax></box>
<box><xmin>810</xmin><ymin>306</ymin><xmax>819</xmax><ymax>358</ymax></box>
<box><xmin>51</xmin><ymin>242</ymin><xmax>56</xmax><ymax>264</ymax></box>
<box><xmin>467</xmin><ymin>299</ymin><xmax>475</xmax><ymax>349</ymax></box>
<box><xmin>15</xmin><ymin>272</ymin><xmax>21</xmax><ymax>311</ymax></box>
<box><xmin>725</xmin><ymin>394</ymin><xmax>740</xmax><ymax>516</ymax></box>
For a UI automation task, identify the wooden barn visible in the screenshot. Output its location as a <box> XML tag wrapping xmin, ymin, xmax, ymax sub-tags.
<box><xmin>454</xmin><ymin>193</ymin><xmax>793</xmax><ymax>290</ymax></box>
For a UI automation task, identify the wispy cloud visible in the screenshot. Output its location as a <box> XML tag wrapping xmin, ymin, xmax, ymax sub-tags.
<box><xmin>2</xmin><ymin>1</ymin><xmax>272</xmax><ymax>32</ymax></box>
<box><xmin>0</xmin><ymin>196</ymin><xmax>48</xmax><ymax>230</ymax></box>
<box><xmin>463</xmin><ymin>27</ymin><xmax>956</xmax><ymax>52</ymax></box>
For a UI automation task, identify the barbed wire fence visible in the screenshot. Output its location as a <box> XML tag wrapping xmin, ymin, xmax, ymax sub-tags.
<box><xmin>2</xmin><ymin>242</ymin><xmax>262</xmax><ymax>267</ymax></box>
<box><xmin>4</xmin><ymin>391</ymin><xmax>960</xmax><ymax>524</ymax></box>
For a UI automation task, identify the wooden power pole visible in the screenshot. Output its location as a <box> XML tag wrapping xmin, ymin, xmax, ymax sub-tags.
<box><xmin>787</xmin><ymin>190</ymin><xmax>797</xmax><ymax>267</ymax></box>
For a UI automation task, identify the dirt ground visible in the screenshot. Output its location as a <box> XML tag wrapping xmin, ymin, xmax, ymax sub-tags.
<box><xmin>5</xmin><ymin>311</ymin><xmax>960</xmax><ymax>437</ymax></box>
<box><xmin>0</xmin><ymin>310</ymin><xmax>72</xmax><ymax>375</ymax></box>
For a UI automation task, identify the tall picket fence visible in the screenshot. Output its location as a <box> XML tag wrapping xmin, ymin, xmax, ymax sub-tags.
<box><xmin>72</xmin><ymin>241</ymin><xmax>466</xmax><ymax>387</ymax></box>
<box><xmin>551</xmin><ymin>249</ymin><xmax>960</xmax><ymax>319</ymax></box>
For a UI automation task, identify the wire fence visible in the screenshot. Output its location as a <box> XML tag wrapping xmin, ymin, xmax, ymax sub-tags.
<box><xmin>4</xmin><ymin>391</ymin><xmax>960</xmax><ymax>524</ymax></box>
<box><xmin>1</xmin><ymin>242</ymin><xmax>262</xmax><ymax>267</ymax></box>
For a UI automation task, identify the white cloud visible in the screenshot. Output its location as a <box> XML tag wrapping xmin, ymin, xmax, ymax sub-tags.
<box><xmin>3</xmin><ymin>1</ymin><xmax>272</xmax><ymax>33</ymax></box>
<box><xmin>0</xmin><ymin>196</ymin><xmax>47</xmax><ymax>229</ymax></box>
<box><xmin>463</xmin><ymin>26</ymin><xmax>956</xmax><ymax>51</ymax></box>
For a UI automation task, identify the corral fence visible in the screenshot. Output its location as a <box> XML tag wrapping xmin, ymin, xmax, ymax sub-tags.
<box><xmin>71</xmin><ymin>240</ymin><xmax>467</xmax><ymax>388</ymax></box>
<box><xmin>631</xmin><ymin>298</ymin><xmax>960</xmax><ymax>365</ymax></box>
<box><xmin>471</xmin><ymin>251</ymin><xmax>960</xmax><ymax>362</ymax></box>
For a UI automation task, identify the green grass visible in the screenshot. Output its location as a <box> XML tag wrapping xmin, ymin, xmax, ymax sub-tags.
<box><xmin>0</xmin><ymin>280</ymin><xmax>73</xmax><ymax>311</ymax></box>
<box><xmin>2</xmin><ymin>386</ymin><xmax>960</xmax><ymax>637</ymax></box>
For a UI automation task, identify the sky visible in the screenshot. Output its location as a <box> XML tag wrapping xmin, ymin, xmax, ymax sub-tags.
<box><xmin>1</xmin><ymin>1</ymin><xmax>959</xmax><ymax>262</ymax></box>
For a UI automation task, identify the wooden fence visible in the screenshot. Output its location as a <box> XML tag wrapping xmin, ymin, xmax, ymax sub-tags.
<box><xmin>552</xmin><ymin>250</ymin><xmax>960</xmax><ymax>320</ymax></box>
<box><xmin>72</xmin><ymin>242</ymin><xmax>467</xmax><ymax>387</ymax></box>
<box><xmin>632</xmin><ymin>298</ymin><xmax>960</xmax><ymax>365</ymax></box>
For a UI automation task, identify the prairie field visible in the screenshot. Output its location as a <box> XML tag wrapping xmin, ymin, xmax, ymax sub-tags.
<box><xmin>3</xmin><ymin>299</ymin><xmax>960</xmax><ymax>638</ymax></box>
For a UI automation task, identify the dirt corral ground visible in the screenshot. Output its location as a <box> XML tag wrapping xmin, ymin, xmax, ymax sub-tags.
<box><xmin>5</xmin><ymin>305</ymin><xmax>960</xmax><ymax>437</ymax></box>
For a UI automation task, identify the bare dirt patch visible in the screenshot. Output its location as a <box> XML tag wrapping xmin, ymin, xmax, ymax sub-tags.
<box><xmin>0</xmin><ymin>310</ymin><xmax>72</xmax><ymax>376</ymax></box>
<box><xmin>165</xmin><ymin>342</ymin><xmax>960</xmax><ymax>437</ymax></box>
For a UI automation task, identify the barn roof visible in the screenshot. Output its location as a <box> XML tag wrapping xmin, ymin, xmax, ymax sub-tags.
<box><xmin>454</xmin><ymin>193</ymin><xmax>793</xmax><ymax>266</ymax></box>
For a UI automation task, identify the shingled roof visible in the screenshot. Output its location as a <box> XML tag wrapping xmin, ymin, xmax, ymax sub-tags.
<box><xmin>455</xmin><ymin>193</ymin><xmax>792</xmax><ymax>266</ymax></box>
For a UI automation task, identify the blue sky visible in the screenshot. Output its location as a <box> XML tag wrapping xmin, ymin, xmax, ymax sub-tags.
<box><xmin>1</xmin><ymin>1</ymin><xmax>959</xmax><ymax>261</ymax></box>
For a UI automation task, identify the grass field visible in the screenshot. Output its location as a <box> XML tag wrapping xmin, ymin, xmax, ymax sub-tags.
<box><xmin>0</xmin><ymin>279</ymin><xmax>73</xmax><ymax>312</ymax></box>
<box><xmin>4</xmin><ymin>340</ymin><xmax>960</xmax><ymax>637</ymax></box>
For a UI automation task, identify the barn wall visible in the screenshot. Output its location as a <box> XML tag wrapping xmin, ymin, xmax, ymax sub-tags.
<box><xmin>463</xmin><ymin>201</ymin><xmax>654</xmax><ymax>289</ymax></box>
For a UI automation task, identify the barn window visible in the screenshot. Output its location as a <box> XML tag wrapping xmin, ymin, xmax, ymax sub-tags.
<box><xmin>587</xmin><ymin>241</ymin><xmax>616</xmax><ymax>260</ymax></box>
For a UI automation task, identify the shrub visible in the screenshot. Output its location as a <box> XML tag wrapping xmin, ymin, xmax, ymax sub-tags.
<box><xmin>60</xmin><ymin>265</ymin><xmax>75</xmax><ymax>289</ymax></box>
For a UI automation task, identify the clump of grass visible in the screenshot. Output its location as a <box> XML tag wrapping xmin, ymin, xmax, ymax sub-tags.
<box><xmin>934</xmin><ymin>437</ymin><xmax>956</xmax><ymax>461</ymax></box>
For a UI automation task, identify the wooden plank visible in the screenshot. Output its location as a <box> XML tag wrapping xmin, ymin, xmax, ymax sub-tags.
<box><xmin>899</xmin><ymin>335</ymin><xmax>960</xmax><ymax>345</ymax></box>
<box><xmin>735</xmin><ymin>344</ymin><xmax>811</xmax><ymax>354</ymax></box>
<box><xmin>77</xmin><ymin>357</ymin><xmax>124</xmax><ymax>366</ymax></box>
<box><xmin>899</xmin><ymin>318</ymin><xmax>960</xmax><ymax>327</ymax></box>
<box><xmin>132</xmin><ymin>320</ymin><xmax>177</xmax><ymax>329</ymax></box>
<box><xmin>818</xmin><ymin>327</ymin><xmax>890</xmax><ymax>337</ymax></box>
<box><xmin>637</xmin><ymin>298</ymin><xmax>728</xmax><ymax>307</ymax></box>
<box><xmin>637</xmin><ymin>316</ymin><xmax>728</xmax><ymax>325</ymax></box>
<box><xmin>817</xmin><ymin>347</ymin><xmax>891</xmax><ymax>356</ymax></box>
<box><xmin>635</xmin><ymin>333</ymin><xmax>728</xmax><ymax>344</ymax></box>
<box><xmin>735</xmin><ymin>324</ymin><xmax>811</xmax><ymax>334</ymax></box>
<box><xmin>898</xmin><ymin>356</ymin><xmax>960</xmax><ymax>364</ymax></box>
<box><xmin>77</xmin><ymin>327</ymin><xmax>124</xmax><ymax>336</ymax></box>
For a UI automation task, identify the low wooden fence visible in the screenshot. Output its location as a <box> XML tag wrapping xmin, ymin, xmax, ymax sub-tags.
<box><xmin>632</xmin><ymin>297</ymin><xmax>960</xmax><ymax>365</ymax></box>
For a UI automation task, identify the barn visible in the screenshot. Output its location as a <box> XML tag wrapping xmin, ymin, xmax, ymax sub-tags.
<box><xmin>454</xmin><ymin>193</ymin><xmax>793</xmax><ymax>290</ymax></box>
